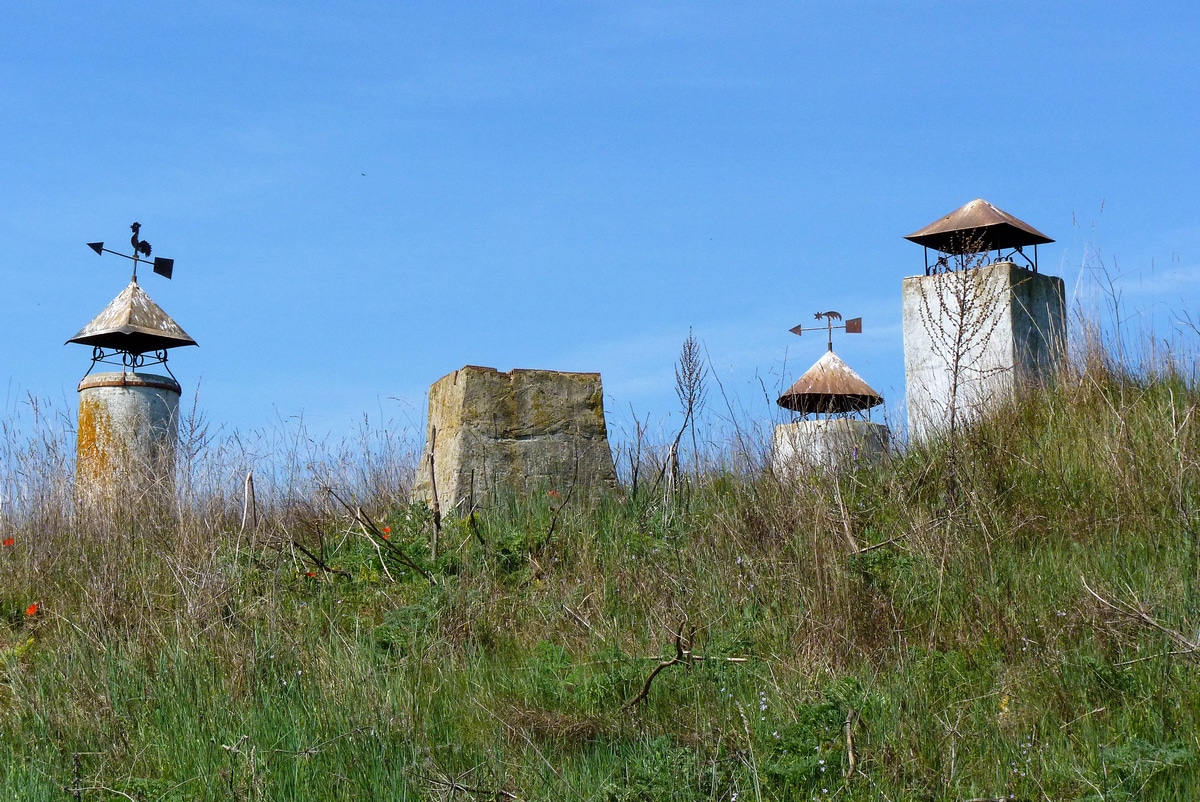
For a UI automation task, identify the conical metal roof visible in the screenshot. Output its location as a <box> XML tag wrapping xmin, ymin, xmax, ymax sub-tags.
<box><xmin>904</xmin><ymin>198</ymin><xmax>1053</xmax><ymax>254</ymax></box>
<box><xmin>67</xmin><ymin>280</ymin><xmax>197</xmax><ymax>354</ymax></box>
<box><xmin>777</xmin><ymin>350</ymin><xmax>883</xmax><ymax>414</ymax></box>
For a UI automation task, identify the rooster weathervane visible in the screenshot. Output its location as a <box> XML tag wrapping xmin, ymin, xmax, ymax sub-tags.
<box><xmin>789</xmin><ymin>310</ymin><xmax>863</xmax><ymax>352</ymax></box>
<box><xmin>87</xmin><ymin>222</ymin><xmax>175</xmax><ymax>282</ymax></box>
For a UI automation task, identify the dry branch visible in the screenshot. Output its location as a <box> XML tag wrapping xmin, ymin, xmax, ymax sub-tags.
<box><xmin>417</xmin><ymin>772</ymin><xmax>519</xmax><ymax>801</ymax></box>
<box><xmin>1081</xmin><ymin>575</ymin><xmax>1200</xmax><ymax>658</ymax></box>
<box><xmin>844</xmin><ymin>708</ymin><xmax>860</xmax><ymax>779</ymax></box>
<box><xmin>623</xmin><ymin>620</ymin><xmax>694</xmax><ymax>710</ymax></box>
<box><xmin>323</xmin><ymin>485</ymin><xmax>437</xmax><ymax>584</ymax></box>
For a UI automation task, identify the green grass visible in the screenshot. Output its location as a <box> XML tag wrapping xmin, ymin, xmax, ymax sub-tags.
<box><xmin>4</xmin><ymin>351</ymin><xmax>1200</xmax><ymax>800</ymax></box>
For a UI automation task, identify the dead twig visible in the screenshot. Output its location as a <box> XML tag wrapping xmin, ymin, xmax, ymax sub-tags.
<box><xmin>272</xmin><ymin>727</ymin><xmax>367</xmax><ymax>758</ymax></box>
<box><xmin>417</xmin><ymin>772</ymin><xmax>520</xmax><ymax>801</ymax></box>
<box><xmin>844</xmin><ymin>708</ymin><xmax>860</xmax><ymax>779</ymax></box>
<box><xmin>855</xmin><ymin>534</ymin><xmax>908</xmax><ymax>555</ymax></box>
<box><xmin>291</xmin><ymin>539</ymin><xmax>351</xmax><ymax>578</ymax></box>
<box><xmin>1081</xmin><ymin>575</ymin><xmax>1200</xmax><ymax>658</ymax></box>
<box><xmin>323</xmin><ymin>486</ymin><xmax>437</xmax><ymax>584</ymax></box>
<box><xmin>428</xmin><ymin>427</ymin><xmax>442</xmax><ymax>560</ymax></box>
<box><xmin>833</xmin><ymin>480</ymin><xmax>859</xmax><ymax>553</ymax></box>
<box><xmin>544</xmin><ymin>452</ymin><xmax>579</xmax><ymax>549</ymax></box>
<box><xmin>1060</xmin><ymin>707</ymin><xmax>1106</xmax><ymax>730</ymax></box>
<box><xmin>240</xmin><ymin>470</ymin><xmax>257</xmax><ymax>533</ymax></box>
<box><xmin>467</xmin><ymin>469</ymin><xmax>487</xmax><ymax>547</ymax></box>
<box><xmin>623</xmin><ymin>620</ymin><xmax>694</xmax><ymax>710</ymax></box>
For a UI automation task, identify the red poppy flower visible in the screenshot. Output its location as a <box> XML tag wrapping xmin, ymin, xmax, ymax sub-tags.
<box><xmin>2</xmin><ymin>538</ymin><xmax>13</xmax><ymax>547</ymax></box>
<box><xmin>305</xmin><ymin>571</ymin><xmax>316</xmax><ymax>578</ymax></box>
<box><xmin>548</xmin><ymin>490</ymin><xmax>560</xmax><ymax>499</ymax></box>
<box><xmin>383</xmin><ymin>526</ymin><xmax>391</xmax><ymax>534</ymax></box>
<box><xmin>25</xmin><ymin>603</ymin><xmax>38</xmax><ymax>616</ymax></box>
<box><xmin>382</xmin><ymin>533</ymin><xmax>390</xmax><ymax>540</ymax></box>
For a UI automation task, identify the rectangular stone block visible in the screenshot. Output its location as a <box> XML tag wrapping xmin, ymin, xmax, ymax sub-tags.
<box><xmin>412</xmin><ymin>366</ymin><xmax>618</xmax><ymax>512</ymax></box>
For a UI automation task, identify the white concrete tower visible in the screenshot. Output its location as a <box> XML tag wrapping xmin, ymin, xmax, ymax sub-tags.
<box><xmin>901</xmin><ymin>200</ymin><xmax>1065</xmax><ymax>442</ymax></box>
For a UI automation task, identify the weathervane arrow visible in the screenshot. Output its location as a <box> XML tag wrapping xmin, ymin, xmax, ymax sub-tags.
<box><xmin>788</xmin><ymin>311</ymin><xmax>863</xmax><ymax>351</ymax></box>
<box><xmin>85</xmin><ymin>224</ymin><xmax>175</xmax><ymax>281</ymax></box>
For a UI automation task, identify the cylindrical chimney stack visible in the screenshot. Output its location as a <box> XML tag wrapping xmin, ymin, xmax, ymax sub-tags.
<box><xmin>76</xmin><ymin>372</ymin><xmax>181</xmax><ymax>505</ymax></box>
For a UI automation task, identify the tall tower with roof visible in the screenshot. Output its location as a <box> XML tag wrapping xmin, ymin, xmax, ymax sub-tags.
<box><xmin>69</xmin><ymin>226</ymin><xmax>197</xmax><ymax>507</ymax></box>
<box><xmin>901</xmin><ymin>199</ymin><xmax>1066</xmax><ymax>441</ymax></box>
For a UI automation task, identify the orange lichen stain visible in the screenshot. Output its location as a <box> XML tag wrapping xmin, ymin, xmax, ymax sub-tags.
<box><xmin>76</xmin><ymin>396</ymin><xmax>116</xmax><ymax>486</ymax></box>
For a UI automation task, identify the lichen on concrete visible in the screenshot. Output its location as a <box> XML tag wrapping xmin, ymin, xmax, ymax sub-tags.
<box><xmin>75</xmin><ymin>371</ymin><xmax>181</xmax><ymax>508</ymax></box>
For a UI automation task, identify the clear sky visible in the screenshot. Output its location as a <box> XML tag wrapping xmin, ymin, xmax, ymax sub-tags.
<box><xmin>3</xmin><ymin>2</ymin><xmax>1199</xmax><ymax>451</ymax></box>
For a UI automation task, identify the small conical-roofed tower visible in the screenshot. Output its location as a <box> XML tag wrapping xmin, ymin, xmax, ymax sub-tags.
<box><xmin>70</xmin><ymin>227</ymin><xmax>197</xmax><ymax>509</ymax></box>
<box><xmin>901</xmin><ymin>199</ymin><xmax>1066</xmax><ymax>442</ymax></box>
<box><xmin>777</xmin><ymin>350</ymin><xmax>884</xmax><ymax>416</ymax></box>
<box><xmin>773</xmin><ymin>313</ymin><xmax>889</xmax><ymax>473</ymax></box>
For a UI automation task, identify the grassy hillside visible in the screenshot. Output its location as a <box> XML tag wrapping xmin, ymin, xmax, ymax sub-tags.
<box><xmin>3</xmin><ymin>347</ymin><xmax>1200</xmax><ymax>800</ymax></box>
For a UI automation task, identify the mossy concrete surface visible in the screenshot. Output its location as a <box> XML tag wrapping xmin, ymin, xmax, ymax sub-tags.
<box><xmin>412</xmin><ymin>366</ymin><xmax>618</xmax><ymax>511</ymax></box>
<box><xmin>75</xmin><ymin>371</ymin><xmax>180</xmax><ymax>508</ymax></box>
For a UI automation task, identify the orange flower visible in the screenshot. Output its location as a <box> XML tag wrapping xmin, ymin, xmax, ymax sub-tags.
<box><xmin>383</xmin><ymin>526</ymin><xmax>391</xmax><ymax>534</ymax></box>
<box><xmin>25</xmin><ymin>603</ymin><xmax>38</xmax><ymax>616</ymax></box>
<box><xmin>305</xmin><ymin>571</ymin><xmax>316</xmax><ymax>578</ymax></box>
<box><xmin>2</xmin><ymin>538</ymin><xmax>13</xmax><ymax>547</ymax></box>
<box><xmin>548</xmin><ymin>490</ymin><xmax>560</xmax><ymax>499</ymax></box>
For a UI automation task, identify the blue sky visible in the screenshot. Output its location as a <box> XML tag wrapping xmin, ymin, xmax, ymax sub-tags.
<box><xmin>3</xmin><ymin>2</ymin><xmax>1199</xmax><ymax>450</ymax></box>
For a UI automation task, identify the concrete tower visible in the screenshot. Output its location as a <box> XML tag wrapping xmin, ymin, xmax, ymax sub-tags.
<box><xmin>901</xmin><ymin>199</ymin><xmax>1065</xmax><ymax>442</ymax></box>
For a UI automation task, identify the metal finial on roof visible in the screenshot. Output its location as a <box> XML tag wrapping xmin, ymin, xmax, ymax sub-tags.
<box><xmin>788</xmin><ymin>311</ymin><xmax>862</xmax><ymax>352</ymax></box>
<box><xmin>778</xmin><ymin>312</ymin><xmax>881</xmax><ymax>415</ymax></box>
<box><xmin>87</xmin><ymin>221</ymin><xmax>175</xmax><ymax>282</ymax></box>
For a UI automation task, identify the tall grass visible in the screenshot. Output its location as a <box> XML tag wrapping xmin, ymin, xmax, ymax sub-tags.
<box><xmin>3</xmin><ymin>331</ymin><xmax>1200</xmax><ymax>800</ymax></box>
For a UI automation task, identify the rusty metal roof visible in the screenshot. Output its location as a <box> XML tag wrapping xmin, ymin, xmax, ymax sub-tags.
<box><xmin>777</xmin><ymin>350</ymin><xmax>883</xmax><ymax>414</ymax></box>
<box><xmin>67</xmin><ymin>280</ymin><xmax>197</xmax><ymax>354</ymax></box>
<box><xmin>904</xmin><ymin>198</ymin><xmax>1054</xmax><ymax>254</ymax></box>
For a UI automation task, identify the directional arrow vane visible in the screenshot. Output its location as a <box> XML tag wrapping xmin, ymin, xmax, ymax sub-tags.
<box><xmin>85</xmin><ymin>226</ymin><xmax>175</xmax><ymax>281</ymax></box>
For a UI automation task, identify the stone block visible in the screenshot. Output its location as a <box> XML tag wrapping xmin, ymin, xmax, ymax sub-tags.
<box><xmin>412</xmin><ymin>366</ymin><xmax>618</xmax><ymax>512</ymax></box>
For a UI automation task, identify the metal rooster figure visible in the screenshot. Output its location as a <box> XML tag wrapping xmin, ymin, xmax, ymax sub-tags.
<box><xmin>87</xmin><ymin>222</ymin><xmax>174</xmax><ymax>282</ymax></box>
<box><xmin>130</xmin><ymin>222</ymin><xmax>152</xmax><ymax>258</ymax></box>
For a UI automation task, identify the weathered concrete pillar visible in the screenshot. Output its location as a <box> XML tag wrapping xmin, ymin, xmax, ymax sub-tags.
<box><xmin>76</xmin><ymin>372</ymin><xmax>180</xmax><ymax>506</ymax></box>
<box><xmin>902</xmin><ymin>261</ymin><xmax>1065</xmax><ymax>442</ymax></box>
<box><xmin>773</xmin><ymin>419</ymin><xmax>890</xmax><ymax>474</ymax></box>
<box><xmin>412</xmin><ymin>366</ymin><xmax>618</xmax><ymax>512</ymax></box>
